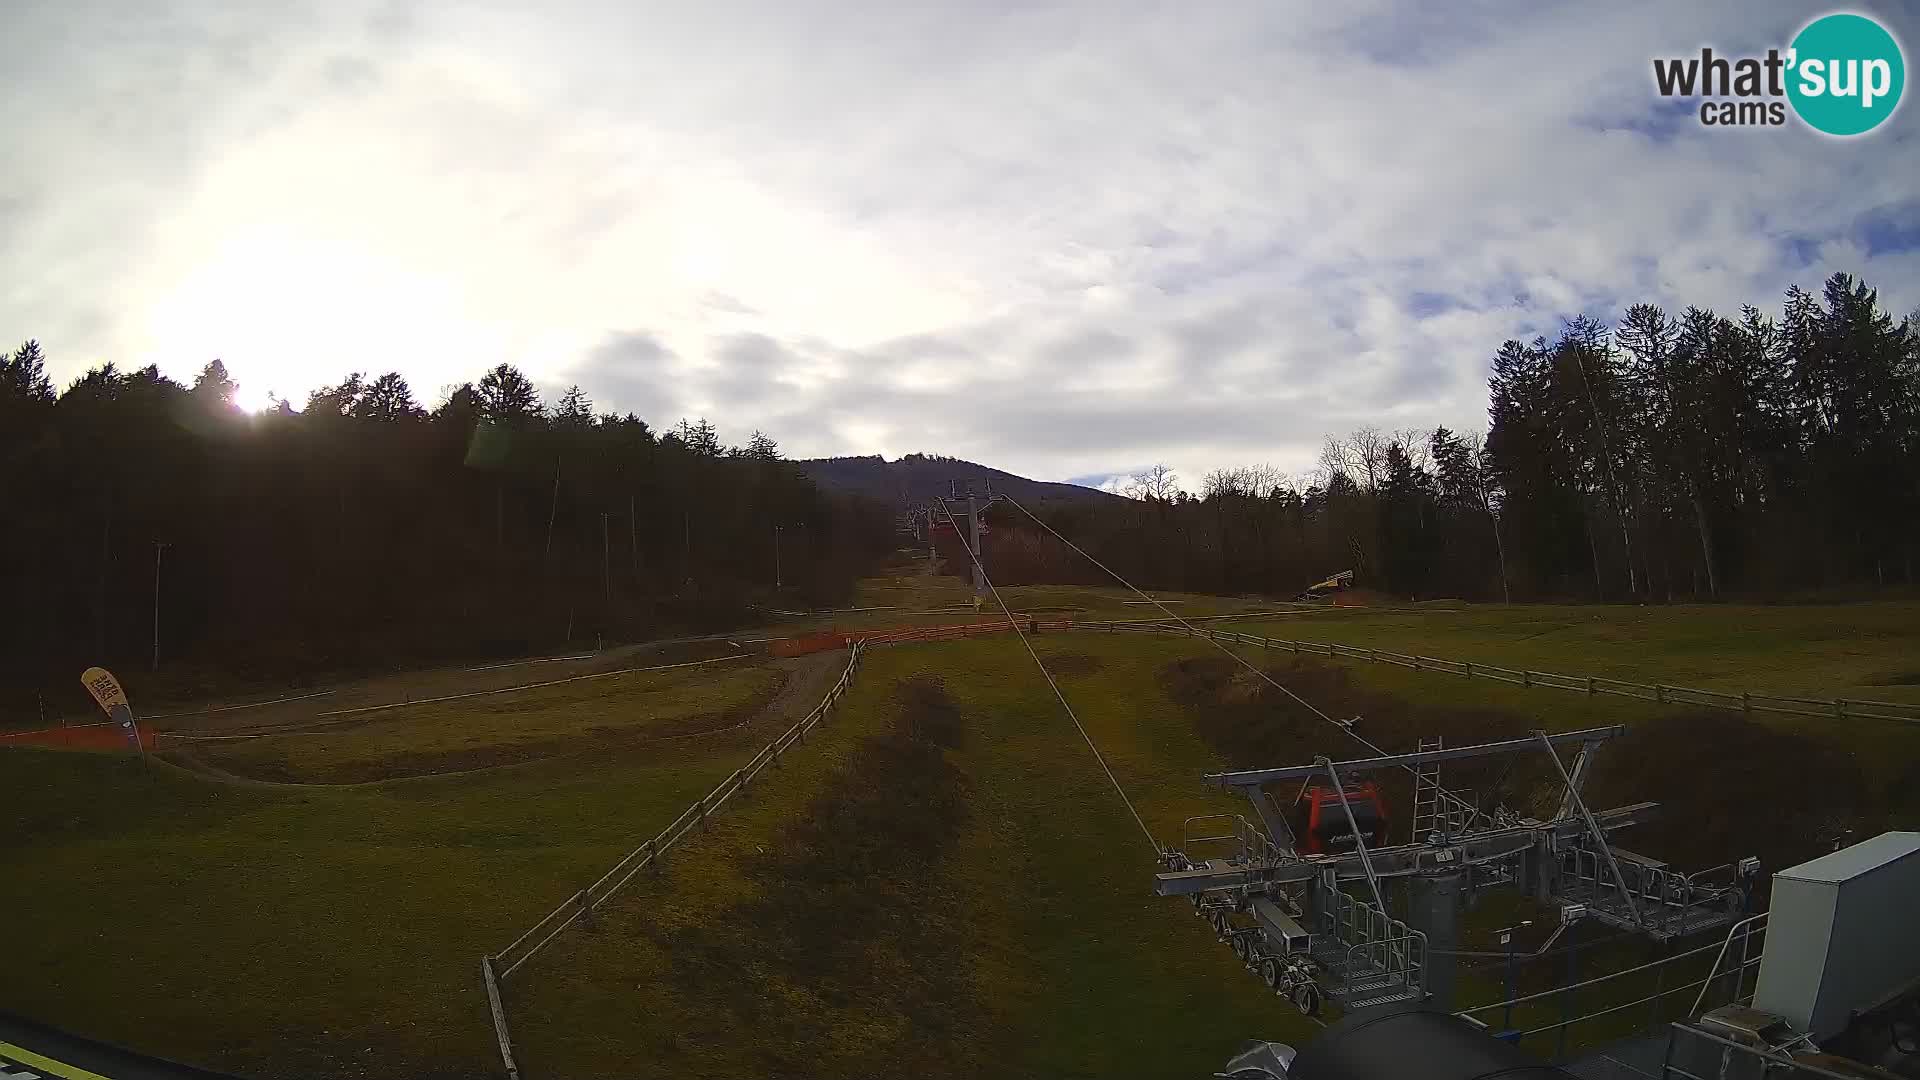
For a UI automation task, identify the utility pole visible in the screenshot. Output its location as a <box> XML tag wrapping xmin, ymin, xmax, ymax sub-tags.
<box><xmin>773</xmin><ymin>525</ymin><xmax>783</xmax><ymax>590</ymax></box>
<box><xmin>151</xmin><ymin>541</ymin><xmax>168</xmax><ymax>672</ymax></box>
<box><xmin>543</xmin><ymin>471</ymin><xmax>560</xmax><ymax>560</ymax></box>
<box><xmin>967</xmin><ymin>491</ymin><xmax>984</xmax><ymax>607</ymax></box>
<box><xmin>96</xmin><ymin>508</ymin><xmax>111</xmax><ymax>658</ymax></box>
<box><xmin>601</xmin><ymin>513</ymin><xmax>612</xmax><ymax>608</ymax></box>
<box><xmin>1498</xmin><ymin>919</ymin><xmax>1532</xmax><ymax>1032</ymax></box>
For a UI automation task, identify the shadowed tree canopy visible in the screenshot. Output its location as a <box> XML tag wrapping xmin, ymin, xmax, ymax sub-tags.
<box><xmin>477</xmin><ymin>363</ymin><xmax>543</xmax><ymax>422</ymax></box>
<box><xmin>986</xmin><ymin>271</ymin><xmax>1918</xmax><ymax>604</ymax></box>
<box><xmin>0</xmin><ymin>356</ymin><xmax>892</xmax><ymax>718</ymax></box>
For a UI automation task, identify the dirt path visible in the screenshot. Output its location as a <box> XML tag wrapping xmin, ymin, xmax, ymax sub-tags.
<box><xmin>157</xmin><ymin>651</ymin><xmax>852</xmax><ymax>790</ymax></box>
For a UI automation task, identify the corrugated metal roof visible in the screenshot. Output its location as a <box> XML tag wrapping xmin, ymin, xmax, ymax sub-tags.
<box><xmin>1776</xmin><ymin>831</ymin><xmax>1920</xmax><ymax>885</ymax></box>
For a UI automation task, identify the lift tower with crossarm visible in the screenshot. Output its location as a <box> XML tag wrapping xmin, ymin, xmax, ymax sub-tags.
<box><xmin>933</xmin><ymin>480</ymin><xmax>1003</xmax><ymax>611</ymax></box>
<box><xmin>1155</xmin><ymin>726</ymin><xmax>1761</xmax><ymax>1015</ymax></box>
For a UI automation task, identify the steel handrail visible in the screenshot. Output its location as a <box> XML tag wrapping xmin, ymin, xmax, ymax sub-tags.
<box><xmin>1689</xmin><ymin>912</ymin><xmax>1769</xmax><ymax>1016</ymax></box>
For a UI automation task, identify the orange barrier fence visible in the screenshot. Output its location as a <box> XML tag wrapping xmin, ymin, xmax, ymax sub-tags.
<box><xmin>770</xmin><ymin>618</ymin><xmax>1079</xmax><ymax>656</ymax></box>
<box><xmin>767</xmin><ymin>631</ymin><xmax>849</xmax><ymax>657</ymax></box>
<box><xmin>0</xmin><ymin>720</ymin><xmax>156</xmax><ymax>752</ymax></box>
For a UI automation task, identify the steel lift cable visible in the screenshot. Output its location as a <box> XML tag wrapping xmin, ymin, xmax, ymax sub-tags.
<box><xmin>933</xmin><ymin>499</ymin><xmax>1161</xmax><ymax>857</ymax></box>
<box><xmin>1001</xmin><ymin>493</ymin><xmax>1478</xmax><ymax>821</ymax></box>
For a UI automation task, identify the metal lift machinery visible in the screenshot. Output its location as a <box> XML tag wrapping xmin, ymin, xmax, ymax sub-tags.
<box><xmin>1156</xmin><ymin>726</ymin><xmax>1762</xmax><ymax>1016</ymax></box>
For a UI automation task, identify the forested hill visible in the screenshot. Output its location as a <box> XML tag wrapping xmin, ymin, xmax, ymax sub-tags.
<box><xmin>799</xmin><ymin>453</ymin><xmax>1121</xmax><ymax>508</ymax></box>
<box><xmin>0</xmin><ymin>359</ymin><xmax>893</xmax><ymax>716</ymax></box>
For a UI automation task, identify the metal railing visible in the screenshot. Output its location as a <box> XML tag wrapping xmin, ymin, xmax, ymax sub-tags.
<box><xmin>1077</xmin><ymin>622</ymin><xmax>1920</xmax><ymax>725</ymax></box>
<box><xmin>1654</xmin><ymin>1020</ymin><xmax>1857</xmax><ymax>1080</ymax></box>
<box><xmin>1555</xmin><ymin>844</ymin><xmax>1746</xmax><ymax>938</ymax></box>
<box><xmin>1457</xmin><ymin>915</ymin><xmax>1768</xmax><ymax>1057</ymax></box>
<box><xmin>1688</xmin><ymin>913</ymin><xmax>1768</xmax><ymax>1016</ymax></box>
<box><xmin>1345</xmin><ymin>933</ymin><xmax>1427</xmax><ymax>995</ymax></box>
<box><xmin>1319</xmin><ymin>884</ymin><xmax>1427</xmax><ymax>1001</ymax></box>
<box><xmin>480</xmin><ymin>640</ymin><xmax>868</xmax><ymax>1078</ymax></box>
<box><xmin>1181</xmin><ymin>814</ymin><xmax>1287</xmax><ymax>868</ymax></box>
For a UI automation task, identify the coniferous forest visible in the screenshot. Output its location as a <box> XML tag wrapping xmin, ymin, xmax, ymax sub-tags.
<box><xmin>0</xmin><ymin>356</ymin><xmax>892</xmax><ymax>714</ymax></box>
<box><xmin>5</xmin><ymin>271</ymin><xmax>1915</xmax><ymax>715</ymax></box>
<box><xmin>997</xmin><ymin>273</ymin><xmax>1920</xmax><ymax>603</ymax></box>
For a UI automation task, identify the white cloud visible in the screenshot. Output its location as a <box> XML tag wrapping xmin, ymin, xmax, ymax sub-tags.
<box><xmin>2</xmin><ymin>0</ymin><xmax>1916</xmax><ymax>480</ymax></box>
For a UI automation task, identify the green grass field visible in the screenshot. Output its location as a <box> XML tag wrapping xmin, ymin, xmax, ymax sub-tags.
<box><xmin>506</xmin><ymin>635</ymin><xmax>1301</xmax><ymax>1080</ymax></box>
<box><xmin>1234</xmin><ymin>601</ymin><xmax>1920</xmax><ymax>702</ymax></box>
<box><xmin>188</xmin><ymin>660</ymin><xmax>782</xmax><ymax>783</ymax></box>
<box><xmin>7</xmin><ymin>583</ymin><xmax>1920</xmax><ymax>1078</ymax></box>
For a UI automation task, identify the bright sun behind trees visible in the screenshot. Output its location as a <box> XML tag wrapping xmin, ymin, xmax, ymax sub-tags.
<box><xmin>0</xmin><ymin>355</ymin><xmax>892</xmax><ymax>711</ymax></box>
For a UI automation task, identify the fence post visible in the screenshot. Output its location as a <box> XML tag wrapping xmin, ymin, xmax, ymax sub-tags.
<box><xmin>482</xmin><ymin>956</ymin><xmax>521</xmax><ymax>1080</ymax></box>
<box><xmin>1835</xmin><ymin>699</ymin><xmax>1847</xmax><ymax>721</ymax></box>
<box><xmin>698</xmin><ymin>795</ymin><xmax>709</xmax><ymax>829</ymax></box>
<box><xmin>1522</xmin><ymin>670</ymin><xmax>1531</xmax><ymax>688</ymax></box>
<box><xmin>1742</xmin><ymin>692</ymin><xmax>1751</xmax><ymax>716</ymax></box>
<box><xmin>646</xmin><ymin>838</ymin><xmax>661</xmax><ymax>873</ymax></box>
<box><xmin>1465</xmin><ymin>662</ymin><xmax>1473</xmax><ymax>679</ymax></box>
<box><xmin>577</xmin><ymin>887</ymin><xmax>596</xmax><ymax>930</ymax></box>
<box><xmin>1655</xmin><ymin>685</ymin><xmax>1665</xmax><ymax>704</ymax></box>
<box><xmin>1586</xmin><ymin>676</ymin><xmax>1595</xmax><ymax>696</ymax></box>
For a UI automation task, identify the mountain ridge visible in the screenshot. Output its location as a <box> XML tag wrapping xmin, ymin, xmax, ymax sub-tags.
<box><xmin>798</xmin><ymin>453</ymin><xmax>1124</xmax><ymax>509</ymax></box>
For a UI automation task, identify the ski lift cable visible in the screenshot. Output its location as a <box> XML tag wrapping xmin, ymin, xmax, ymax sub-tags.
<box><xmin>1001</xmin><ymin>493</ymin><xmax>1476</xmax><ymax>814</ymax></box>
<box><xmin>934</xmin><ymin>498</ymin><xmax>1161</xmax><ymax>856</ymax></box>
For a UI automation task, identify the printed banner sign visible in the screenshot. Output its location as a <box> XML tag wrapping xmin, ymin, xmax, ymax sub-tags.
<box><xmin>79</xmin><ymin>667</ymin><xmax>141</xmax><ymax>750</ymax></box>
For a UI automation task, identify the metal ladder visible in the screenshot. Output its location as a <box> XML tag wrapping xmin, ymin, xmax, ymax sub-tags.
<box><xmin>1412</xmin><ymin>736</ymin><xmax>1478</xmax><ymax>843</ymax></box>
<box><xmin>1411</xmin><ymin>736</ymin><xmax>1442</xmax><ymax>842</ymax></box>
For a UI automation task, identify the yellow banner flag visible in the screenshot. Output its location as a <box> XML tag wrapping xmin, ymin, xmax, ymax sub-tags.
<box><xmin>80</xmin><ymin>667</ymin><xmax>129</xmax><ymax>714</ymax></box>
<box><xmin>80</xmin><ymin>667</ymin><xmax>143</xmax><ymax>753</ymax></box>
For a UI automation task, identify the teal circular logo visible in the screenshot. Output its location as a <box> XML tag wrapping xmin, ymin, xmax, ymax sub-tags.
<box><xmin>1788</xmin><ymin>13</ymin><xmax>1905</xmax><ymax>136</ymax></box>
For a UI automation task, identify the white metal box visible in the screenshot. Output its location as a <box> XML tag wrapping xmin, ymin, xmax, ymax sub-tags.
<box><xmin>1751</xmin><ymin>831</ymin><xmax>1920</xmax><ymax>1040</ymax></box>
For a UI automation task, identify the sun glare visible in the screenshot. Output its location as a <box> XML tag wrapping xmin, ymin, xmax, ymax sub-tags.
<box><xmin>232</xmin><ymin>383</ymin><xmax>280</xmax><ymax>414</ymax></box>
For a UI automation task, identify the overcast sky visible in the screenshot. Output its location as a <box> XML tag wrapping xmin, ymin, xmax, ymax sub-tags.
<box><xmin>5</xmin><ymin>1</ymin><xmax>1917</xmax><ymax>489</ymax></box>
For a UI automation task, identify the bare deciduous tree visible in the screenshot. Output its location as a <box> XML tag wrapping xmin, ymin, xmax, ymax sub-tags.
<box><xmin>1127</xmin><ymin>463</ymin><xmax>1182</xmax><ymax>502</ymax></box>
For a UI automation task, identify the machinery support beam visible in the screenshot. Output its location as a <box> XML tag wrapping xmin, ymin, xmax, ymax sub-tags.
<box><xmin>1204</xmin><ymin>726</ymin><xmax>1627</xmax><ymax>788</ymax></box>
<box><xmin>1152</xmin><ymin>803</ymin><xmax>1658</xmax><ymax>896</ymax></box>
<box><xmin>1318</xmin><ymin>755</ymin><xmax>1388</xmax><ymax>914</ymax></box>
<box><xmin>1553</xmin><ymin>742</ymin><xmax>1602</xmax><ymax>821</ymax></box>
<box><xmin>1407</xmin><ymin>869</ymin><xmax>1468</xmax><ymax>1009</ymax></box>
<box><xmin>1535</xmin><ymin>730</ymin><xmax>1644</xmax><ymax>930</ymax></box>
<box><xmin>1244</xmin><ymin>787</ymin><xmax>1299</xmax><ymax>858</ymax></box>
